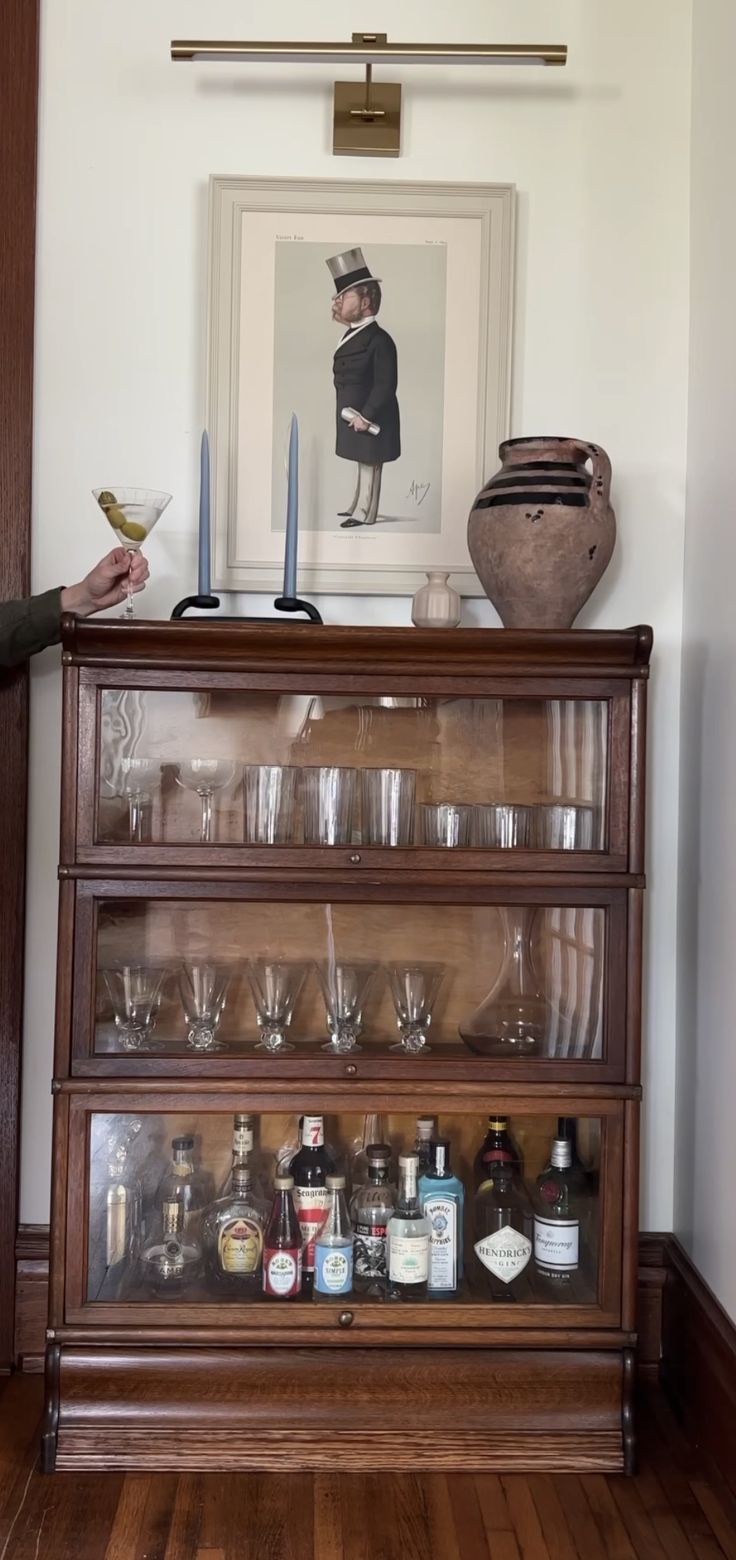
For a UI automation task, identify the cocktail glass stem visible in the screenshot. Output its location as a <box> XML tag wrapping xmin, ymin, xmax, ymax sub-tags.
<box><xmin>199</xmin><ymin>790</ymin><xmax>213</xmax><ymax>843</ymax></box>
<box><xmin>127</xmin><ymin>792</ymin><xmax>146</xmax><ymax>843</ymax></box>
<box><xmin>124</xmin><ymin>564</ymin><xmax>135</xmax><ymax>619</ymax></box>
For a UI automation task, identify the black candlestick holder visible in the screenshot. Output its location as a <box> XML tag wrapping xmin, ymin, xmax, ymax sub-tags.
<box><xmin>171</xmin><ymin>592</ymin><xmax>323</xmax><ymax>623</ymax></box>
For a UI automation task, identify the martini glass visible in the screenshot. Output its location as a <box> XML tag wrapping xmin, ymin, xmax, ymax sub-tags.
<box><xmin>93</xmin><ymin>487</ymin><xmax>172</xmax><ymax>618</ymax></box>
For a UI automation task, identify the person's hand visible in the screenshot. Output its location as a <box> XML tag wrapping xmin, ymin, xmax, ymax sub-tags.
<box><xmin>60</xmin><ymin>548</ymin><xmax>150</xmax><ymax>617</ymax></box>
<box><xmin>349</xmin><ymin>412</ymin><xmax>371</xmax><ymax>433</ymax></box>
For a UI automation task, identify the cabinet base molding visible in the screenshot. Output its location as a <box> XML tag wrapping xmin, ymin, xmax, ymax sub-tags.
<box><xmin>661</xmin><ymin>1236</ymin><xmax>736</xmax><ymax>1494</ymax></box>
<box><xmin>46</xmin><ymin>1344</ymin><xmax>629</xmax><ymax>1474</ymax></box>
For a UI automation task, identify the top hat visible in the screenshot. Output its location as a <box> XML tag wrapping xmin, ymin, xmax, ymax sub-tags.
<box><xmin>326</xmin><ymin>247</ymin><xmax>381</xmax><ymax>294</ymax></box>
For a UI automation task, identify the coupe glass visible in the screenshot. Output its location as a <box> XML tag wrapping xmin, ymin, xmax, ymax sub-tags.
<box><xmin>92</xmin><ymin>487</ymin><xmax>171</xmax><ymax>618</ymax></box>
<box><xmin>388</xmin><ymin>963</ymin><xmax>444</xmax><ymax>1055</ymax></box>
<box><xmin>103</xmin><ymin>964</ymin><xmax>169</xmax><ymax>1052</ymax></box>
<box><xmin>178</xmin><ymin>962</ymin><xmax>233</xmax><ymax>1052</ymax></box>
<box><xmin>246</xmin><ymin>960</ymin><xmax>308</xmax><ymax>1054</ymax></box>
<box><xmin>315</xmin><ymin>960</ymin><xmax>377</xmax><ymax>1054</ymax></box>
<box><xmin>174</xmin><ymin>759</ymin><xmax>238</xmax><ymax>844</ymax></box>
<box><xmin>459</xmin><ymin>907</ymin><xmax>548</xmax><ymax>1057</ymax></box>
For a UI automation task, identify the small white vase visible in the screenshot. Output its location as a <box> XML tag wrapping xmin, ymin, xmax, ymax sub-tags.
<box><xmin>411</xmin><ymin>570</ymin><xmax>461</xmax><ymax>629</ymax></box>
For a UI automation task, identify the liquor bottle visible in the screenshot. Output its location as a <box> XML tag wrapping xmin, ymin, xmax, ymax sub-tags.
<box><xmin>473</xmin><ymin>1160</ymin><xmax>533</xmax><ymax>1300</ymax></box>
<box><xmin>314</xmin><ymin>1175</ymin><xmax>353</xmax><ymax>1296</ymax></box>
<box><xmin>103</xmin><ymin>1120</ymin><xmax>143</xmax><ymax>1292</ymax></box>
<box><xmin>350</xmin><ymin>1113</ymin><xmax>386</xmax><ymax>1188</ymax></box>
<box><xmin>202</xmin><ymin>1159</ymin><xmax>268</xmax><ymax>1294</ymax></box>
<box><xmin>262</xmin><ymin>1174</ymin><xmax>303</xmax><ymax>1299</ymax></box>
<box><xmin>157</xmin><ymin>1135</ymin><xmax>214</xmax><ymax>1242</ymax></box>
<box><xmin>386</xmin><ymin>1153</ymin><xmax>430</xmax><ymax>1300</ymax></box>
<box><xmin>350</xmin><ymin>1143</ymin><xmax>396</xmax><ymax>1295</ymax></box>
<box><xmin>141</xmin><ymin>1201</ymin><xmax>202</xmax><ymax>1298</ymax></box>
<box><xmin>414</xmin><ymin>1116</ymin><xmax>437</xmax><ymax>1175</ymax></box>
<box><xmin>289</xmin><ymin>1115</ymin><xmax>335</xmax><ymax>1293</ymax></box>
<box><xmin>533</xmin><ymin>1135</ymin><xmax>581</xmax><ymax>1288</ymax></box>
<box><xmin>418</xmin><ymin>1139</ymin><xmax>465</xmax><ymax>1296</ymax></box>
<box><xmin>473</xmin><ymin>1115</ymin><xmax>523</xmax><ymax>1189</ymax></box>
<box><xmin>552</xmin><ymin>1117</ymin><xmax>587</xmax><ymax>1191</ymax></box>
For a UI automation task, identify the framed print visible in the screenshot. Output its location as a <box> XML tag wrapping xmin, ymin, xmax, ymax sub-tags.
<box><xmin>207</xmin><ymin>177</ymin><xmax>515</xmax><ymax>596</ymax></box>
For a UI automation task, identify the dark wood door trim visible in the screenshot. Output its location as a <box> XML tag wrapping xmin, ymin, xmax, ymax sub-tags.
<box><xmin>0</xmin><ymin>0</ymin><xmax>40</xmax><ymax>1370</ymax></box>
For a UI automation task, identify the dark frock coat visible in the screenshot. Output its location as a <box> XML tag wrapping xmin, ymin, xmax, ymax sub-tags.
<box><xmin>333</xmin><ymin>321</ymin><xmax>401</xmax><ymax>465</ymax></box>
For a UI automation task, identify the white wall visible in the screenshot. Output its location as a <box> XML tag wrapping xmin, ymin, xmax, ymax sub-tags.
<box><xmin>22</xmin><ymin>0</ymin><xmax>693</xmax><ymax>1224</ymax></box>
<box><xmin>676</xmin><ymin>1</ymin><xmax>736</xmax><ymax>1320</ymax></box>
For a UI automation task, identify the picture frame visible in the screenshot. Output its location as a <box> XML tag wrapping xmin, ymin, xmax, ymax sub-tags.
<box><xmin>207</xmin><ymin>177</ymin><xmax>515</xmax><ymax>597</ymax></box>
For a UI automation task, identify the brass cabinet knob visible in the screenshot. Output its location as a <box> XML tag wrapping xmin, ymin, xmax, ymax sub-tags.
<box><xmin>344</xmin><ymin>1063</ymin><xmax>358</xmax><ymax>1077</ymax></box>
<box><xmin>338</xmin><ymin>1310</ymin><xmax>354</xmax><ymax>1328</ymax></box>
<box><xmin>349</xmin><ymin>853</ymin><xmax>362</xmax><ymax>864</ymax></box>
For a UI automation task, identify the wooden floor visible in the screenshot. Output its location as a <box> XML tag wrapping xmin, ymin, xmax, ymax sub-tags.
<box><xmin>0</xmin><ymin>1377</ymin><xmax>735</xmax><ymax>1559</ymax></box>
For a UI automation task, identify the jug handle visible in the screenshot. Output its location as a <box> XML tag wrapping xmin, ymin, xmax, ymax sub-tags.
<box><xmin>585</xmin><ymin>443</ymin><xmax>612</xmax><ymax>508</ymax></box>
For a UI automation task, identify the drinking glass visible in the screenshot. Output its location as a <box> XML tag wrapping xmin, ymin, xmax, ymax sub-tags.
<box><xmin>174</xmin><ymin>759</ymin><xmax>238</xmax><ymax>844</ymax></box>
<box><xmin>315</xmin><ymin>961</ymin><xmax>378</xmax><ymax>1054</ymax></box>
<box><xmin>472</xmin><ymin>803</ymin><xmax>533</xmax><ymax>849</ymax></box>
<box><xmin>533</xmin><ymin>803</ymin><xmax>596</xmax><ymax>851</ymax></box>
<box><xmin>360</xmin><ymin>768</ymin><xmax>416</xmax><ymax>847</ymax></box>
<box><xmin>416</xmin><ymin>802</ymin><xmax>472</xmax><ymax>848</ymax></box>
<box><xmin>301</xmin><ymin>766</ymin><xmax>357</xmax><ymax>846</ymax></box>
<box><xmin>92</xmin><ymin>487</ymin><xmax>171</xmax><ymax>618</ymax></box>
<box><xmin>459</xmin><ymin>907</ymin><xmax>547</xmax><ymax>1057</ymax></box>
<box><xmin>120</xmin><ymin>757</ymin><xmax>159</xmax><ymax>843</ymax></box>
<box><xmin>103</xmin><ymin>964</ymin><xmax>169</xmax><ymax>1052</ymax></box>
<box><xmin>246</xmin><ymin>960</ymin><xmax>308</xmax><ymax>1053</ymax></box>
<box><xmin>388</xmin><ymin>963</ymin><xmax>444</xmax><ymax>1055</ymax></box>
<box><xmin>178</xmin><ymin>962</ymin><xmax>233</xmax><ymax>1052</ymax></box>
<box><xmin>243</xmin><ymin>765</ymin><xmax>299</xmax><ymax>844</ymax></box>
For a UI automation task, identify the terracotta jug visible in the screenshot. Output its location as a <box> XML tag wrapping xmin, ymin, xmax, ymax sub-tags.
<box><xmin>467</xmin><ymin>436</ymin><xmax>616</xmax><ymax>629</ymax></box>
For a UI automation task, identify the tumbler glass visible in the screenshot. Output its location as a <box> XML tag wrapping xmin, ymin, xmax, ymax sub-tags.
<box><xmin>472</xmin><ymin>802</ymin><xmax>533</xmax><ymax>849</ymax></box>
<box><xmin>416</xmin><ymin>802</ymin><xmax>472</xmax><ymax>848</ymax></box>
<box><xmin>360</xmin><ymin>768</ymin><xmax>416</xmax><ymax>847</ymax></box>
<box><xmin>533</xmin><ymin>803</ymin><xmax>596</xmax><ymax>851</ymax></box>
<box><xmin>243</xmin><ymin>764</ymin><xmax>299</xmax><ymax>845</ymax></box>
<box><xmin>301</xmin><ymin>766</ymin><xmax>357</xmax><ymax>846</ymax></box>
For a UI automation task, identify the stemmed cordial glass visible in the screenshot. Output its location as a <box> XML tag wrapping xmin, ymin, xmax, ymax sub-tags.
<box><xmin>388</xmin><ymin>963</ymin><xmax>444</xmax><ymax>1055</ymax></box>
<box><xmin>174</xmin><ymin>759</ymin><xmax>238</xmax><ymax>844</ymax></box>
<box><xmin>315</xmin><ymin>961</ymin><xmax>377</xmax><ymax>1054</ymax></box>
<box><xmin>246</xmin><ymin>960</ymin><xmax>308</xmax><ymax>1054</ymax></box>
<box><xmin>93</xmin><ymin>488</ymin><xmax>171</xmax><ymax>619</ymax></box>
<box><xmin>458</xmin><ymin>907</ymin><xmax>548</xmax><ymax>1057</ymax></box>
<box><xmin>178</xmin><ymin>962</ymin><xmax>233</xmax><ymax>1052</ymax></box>
<box><xmin>103</xmin><ymin>964</ymin><xmax>169</xmax><ymax>1053</ymax></box>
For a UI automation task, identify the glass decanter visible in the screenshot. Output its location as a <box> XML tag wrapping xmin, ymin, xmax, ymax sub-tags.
<box><xmin>459</xmin><ymin>907</ymin><xmax>548</xmax><ymax>1057</ymax></box>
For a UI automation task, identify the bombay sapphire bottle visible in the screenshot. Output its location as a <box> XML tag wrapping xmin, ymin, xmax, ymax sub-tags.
<box><xmin>418</xmin><ymin>1139</ymin><xmax>465</xmax><ymax>1295</ymax></box>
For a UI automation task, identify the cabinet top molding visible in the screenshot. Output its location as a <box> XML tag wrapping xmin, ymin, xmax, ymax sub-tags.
<box><xmin>60</xmin><ymin>618</ymin><xmax>653</xmax><ymax>677</ymax></box>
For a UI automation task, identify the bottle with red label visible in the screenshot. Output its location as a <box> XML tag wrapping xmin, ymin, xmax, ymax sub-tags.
<box><xmin>473</xmin><ymin>1114</ymin><xmax>523</xmax><ymax>1190</ymax></box>
<box><xmin>289</xmin><ymin>1115</ymin><xmax>335</xmax><ymax>1293</ymax></box>
<box><xmin>262</xmin><ymin>1174</ymin><xmax>303</xmax><ymax>1299</ymax></box>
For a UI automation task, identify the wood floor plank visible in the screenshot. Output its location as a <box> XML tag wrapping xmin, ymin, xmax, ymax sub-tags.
<box><xmin>500</xmin><ymin>1477</ymin><xmax>551</xmax><ymax>1560</ymax></box>
<box><xmin>551</xmin><ymin>1476</ymin><xmax>608</xmax><ymax>1560</ymax></box>
<box><xmin>474</xmin><ymin>1475</ymin><xmax>514</xmax><ymax>1536</ymax></box>
<box><xmin>340</xmin><ymin>1474</ymin><xmax>392</xmax><ymax>1560</ymax></box>
<box><xmin>104</xmin><ymin>1475</ymin><xmax>155</xmax><ymax>1560</ymax></box>
<box><xmin>691</xmin><ymin>1483</ymin><xmax>736</xmax><ymax>1560</ymax></box>
<box><xmin>582</xmin><ymin>1475</ymin><xmax>638</xmax><ymax>1560</ymax></box>
<box><xmin>608</xmin><ymin>1475</ymin><xmax>672</xmax><ymax>1560</ymax></box>
<box><xmin>527</xmin><ymin>1475</ymin><xmax>581</xmax><ymax>1560</ymax></box>
<box><xmin>445</xmin><ymin>1473</ymin><xmax>490</xmax><ymax>1560</ymax></box>
<box><xmin>163</xmin><ymin>1474</ymin><xmax>204</xmax><ymax>1560</ymax></box>
<box><xmin>391</xmin><ymin>1473</ymin><xmax>440</xmax><ymax>1560</ymax></box>
<box><xmin>485</xmin><ymin>1537</ymin><xmax>522</xmax><ymax>1560</ymax></box>
<box><xmin>632</xmin><ymin>1469</ymin><xmax>700</xmax><ymax>1560</ymax></box>
<box><xmin>313</xmin><ymin>1474</ymin><xmax>343</xmax><ymax>1560</ymax></box>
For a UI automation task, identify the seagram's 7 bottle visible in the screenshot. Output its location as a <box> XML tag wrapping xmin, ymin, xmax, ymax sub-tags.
<box><xmin>289</xmin><ymin>1115</ymin><xmax>335</xmax><ymax>1292</ymax></box>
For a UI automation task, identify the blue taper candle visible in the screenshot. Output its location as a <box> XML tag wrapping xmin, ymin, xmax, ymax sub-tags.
<box><xmin>283</xmin><ymin>414</ymin><xmax>298</xmax><ymax>599</ymax></box>
<box><xmin>197</xmin><ymin>430</ymin><xmax>211</xmax><ymax>596</ymax></box>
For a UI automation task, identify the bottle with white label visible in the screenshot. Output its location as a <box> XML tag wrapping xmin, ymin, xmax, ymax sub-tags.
<box><xmin>314</xmin><ymin>1175</ymin><xmax>353</xmax><ymax>1296</ymax></box>
<box><xmin>350</xmin><ymin>1143</ymin><xmax>396</xmax><ymax>1295</ymax></box>
<box><xmin>533</xmin><ymin>1135</ymin><xmax>581</xmax><ymax>1292</ymax></box>
<box><xmin>473</xmin><ymin>1159</ymin><xmax>533</xmax><ymax>1300</ymax></box>
<box><xmin>419</xmin><ymin>1139</ymin><xmax>464</xmax><ymax>1296</ymax></box>
<box><xmin>289</xmin><ymin>1115</ymin><xmax>335</xmax><ymax>1293</ymax></box>
<box><xmin>262</xmin><ymin>1174</ymin><xmax>302</xmax><ymax>1299</ymax></box>
<box><xmin>386</xmin><ymin>1153</ymin><xmax>430</xmax><ymax>1300</ymax></box>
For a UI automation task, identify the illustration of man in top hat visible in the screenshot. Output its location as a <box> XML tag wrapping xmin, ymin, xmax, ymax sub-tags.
<box><xmin>327</xmin><ymin>248</ymin><xmax>401</xmax><ymax>527</ymax></box>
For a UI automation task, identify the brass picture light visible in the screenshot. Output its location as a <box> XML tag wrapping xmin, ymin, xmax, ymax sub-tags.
<box><xmin>171</xmin><ymin>33</ymin><xmax>568</xmax><ymax>157</ymax></box>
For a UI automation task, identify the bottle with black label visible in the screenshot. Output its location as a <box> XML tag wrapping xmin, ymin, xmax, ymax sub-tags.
<box><xmin>473</xmin><ymin>1115</ymin><xmax>523</xmax><ymax>1190</ymax></box>
<box><xmin>386</xmin><ymin>1153</ymin><xmax>430</xmax><ymax>1300</ymax></box>
<box><xmin>289</xmin><ymin>1115</ymin><xmax>335</xmax><ymax>1293</ymax></box>
<box><xmin>418</xmin><ymin>1139</ymin><xmax>464</xmax><ymax>1296</ymax></box>
<box><xmin>350</xmin><ymin>1143</ymin><xmax>396</xmax><ymax>1295</ymax></box>
<box><xmin>473</xmin><ymin>1160</ymin><xmax>533</xmax><ymax>1300</ymax></box>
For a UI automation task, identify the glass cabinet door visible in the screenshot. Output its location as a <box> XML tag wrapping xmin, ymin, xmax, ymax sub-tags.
<box><xmin>71</xmin><ymin>885</ymin><xmax>628</xmax><ymax>1079</ymax></box>
<box><xmin>67</xmin><ymin>1099</ymin><xmax>623</xmax><ymax>1329</ymax></box>
<box><xmin>81</xmin><ymin>681</ymin><xmax>630</xmax><ymax>865</ymax></box>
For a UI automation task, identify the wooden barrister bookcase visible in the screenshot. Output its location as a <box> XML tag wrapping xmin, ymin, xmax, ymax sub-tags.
<box><xmin>43</xmin><ymin>618</ymin><xmax>650</xmax><ymax>1473</ymax></box>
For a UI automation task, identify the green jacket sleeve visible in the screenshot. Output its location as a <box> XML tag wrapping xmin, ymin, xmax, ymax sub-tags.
<box><xmin>0</xmin><ymin>587</ymin><xmax>64</xmax><ymax>669</ymax></box>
